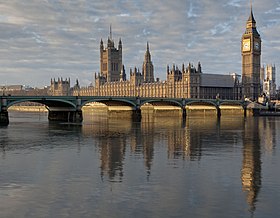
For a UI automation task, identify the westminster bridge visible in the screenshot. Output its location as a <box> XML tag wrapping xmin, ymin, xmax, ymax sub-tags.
<box><xmin>0</xmin><ymin>95</ymin><xmax>248</xmax><ymax>126</ymax></box>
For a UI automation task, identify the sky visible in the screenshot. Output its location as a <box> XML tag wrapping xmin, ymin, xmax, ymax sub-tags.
<box><xmin>0</xmin><ymin>0</ymin><xmax>279</xmax><ymax>88</ymax></box>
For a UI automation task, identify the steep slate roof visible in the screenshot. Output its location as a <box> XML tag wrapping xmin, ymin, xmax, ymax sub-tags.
<box><xmin>248</xmin><ymin>7</ymin><xmax>256</xmax><ymax>24</ymax></box>
<box><xmin>200</xmin><ymin>74</ymin><xmax>235</xmax><ymax>88</ymax></box>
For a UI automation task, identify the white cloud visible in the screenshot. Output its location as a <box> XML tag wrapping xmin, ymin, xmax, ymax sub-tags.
<box><xmin>187</xmin><ymin>2</ymin><xmax>199</xmax><ymax>18</ymax></box>
<box><xmin>211</xmin><ymin>22</ymin><xmax>232</xmax><ymax>35</ymax></box>
<box><xmin>226</xmin><ymin>0</ymin><xmax>243</xmax><ymax>7</ymax></box>
<box><xmin>117</xmin><ymin>13</ymin><xmax>130</xmax><ymax>17</ymax></box>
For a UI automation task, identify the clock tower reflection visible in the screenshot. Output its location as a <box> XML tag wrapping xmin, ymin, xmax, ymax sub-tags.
<box><xmin>241</xmin><ymin>118</ymin><xmax>262</xmax><ymax>213</ymax></box>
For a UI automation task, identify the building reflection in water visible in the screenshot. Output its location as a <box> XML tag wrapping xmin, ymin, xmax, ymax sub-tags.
<box><xmin>241</xmin><ymin>118</ymin><xmax>261</xmax><ymax>213</ymax></box>
<box><xmin>259</xmin><ymin>117</ymin><xmax>276</xmax><ymax>154</ymax></box>
<box><xmin>98</xmin><ymin>135</ymin><xmax>126</xmax><ymax>182</ymax></box>
<box><xmin>82</xmin><ymin>110</ymin><xmax>193</xmax><ymax>181</ymax></box>
<box><xmin>82</xmin><ymin>110</ymin><xmax>246</xmax><ymax>180</ymax></box>
<box><xmin>241</xmin><ymin>117</ymin><xmax>276</xmax><ymax>213</ymax></box>
<box><xmin>82</xmin><ymin>111</ymin><xmax>132</xmax><ymax>182</ymax></box>
<box><xmin>82</xmin><ymin>110</ymin><xmax>159</xmax><ymax>182</ymax></box>
<box><xmin>167</xmin><ymin>116</ymin><xmax>246</xmax><ymax>161</ymax></box>
<box><xmin>82</xmin><ymin>110</ymin><xmax>277</xmax><ymax>213</ymax></box>
<box><xmin>135</xmin><ymin>115</ymin><xmax>155</xmax><ymax>177</ymax></box>
<box><xmin>82</xmin><ymin>110</ymin><xmax>243</xmax><ymax>180</ymax></box>
<box><xmin>167</xmin><ymin>118</ymin><xmax>205</xmax><ymax>161</ymax></box>
<box><xmin>0</xmin><ymin>129</ymin><xmax>7</xmax><ymax>158</ymax></box>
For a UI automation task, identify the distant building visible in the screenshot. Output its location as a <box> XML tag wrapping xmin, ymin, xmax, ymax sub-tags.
<box><xmin>0</xmin><ymin>85</ymin><xmax>49</xmax><ymax>96</ymax></box>
<box><xmin>49</xmin><ymin>78</ymin><xmax>70</xmax><ymax>96</ymax></box>
<box><xmin>0</xmin><ymin>85</ymin><xmax>22</xmax><ymax>96</ymax></box>
<box><xmin>0</xmin><ymin>85</ymin><xmax>23</xmax><ymax>91</ymax></box>
<box><xmin>262</xmin><ymin>64</ymin><xmax>276</xmax><ymax>99</ymax></box>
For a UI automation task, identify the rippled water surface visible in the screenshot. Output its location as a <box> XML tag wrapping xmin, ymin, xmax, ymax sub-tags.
<box><xmin>0</xmin><ymin>111</ymin><xmax>280</xmax><ymax>218</ymax></box>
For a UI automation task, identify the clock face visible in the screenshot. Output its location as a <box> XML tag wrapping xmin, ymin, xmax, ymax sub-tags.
<box><xmin>242</xmin><ymin>39</ymin><xmax>251</xmax><ymax>52</ymax></box>
<box><xmin>254</xmin><ymin>42</ymin><xmax>260</xmax><ymax>50</ymax></box>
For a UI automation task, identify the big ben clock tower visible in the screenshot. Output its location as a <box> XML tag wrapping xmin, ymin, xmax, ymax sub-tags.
<box><xmin>241</xmin><ymin>6</ymin><xmax>261</xmax><ymax>100</ymax></box>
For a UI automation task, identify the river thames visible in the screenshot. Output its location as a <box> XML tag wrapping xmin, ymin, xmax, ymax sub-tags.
<box><xmin>0</xmin><ymin>110</ymin><xmax>280</xmax><ymax>218</ymax></box>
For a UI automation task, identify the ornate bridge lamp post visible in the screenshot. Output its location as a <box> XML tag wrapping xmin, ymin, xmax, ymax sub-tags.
<box><xmin>182</xmin><ymin>98</ymin><xmax>187</xmax><ymax>118</ymax></box>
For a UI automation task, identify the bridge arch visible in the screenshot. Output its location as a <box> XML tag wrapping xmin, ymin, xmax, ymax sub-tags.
<box><xmin>186</xmin><ymin>100</ymin><xmax>218</xmax><ymax>107</ymax></box>
<box><xmin>219</xmin><ymin>100</ymin><xmax>245</xmax><ymax>107</ymax></box>
<box><xmin>140</xmin><ymin>99</ymin><xmax>183</xmax><ymax>108</ymax></box>
<box><xmin>81</xmin><ymin>98</ymin><xmax>137</xmax><ymax>108</ymax></box>
<box><xmin>185</xmin><ymin>99</ymin><xmax>221</xmax><ymax>117</ymax></box>
<box><xmin>6</xmin><ymin>98</ymin><xmax>77</xmax><ymax>109</ymax></box>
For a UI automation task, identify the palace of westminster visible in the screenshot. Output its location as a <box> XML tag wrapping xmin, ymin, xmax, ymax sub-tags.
<box><xmin>2</xmin><ymin>8</ymin><xmax>276</xmax><ymax>100</ymax></box>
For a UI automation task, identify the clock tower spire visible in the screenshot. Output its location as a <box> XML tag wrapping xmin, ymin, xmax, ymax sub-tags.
<box><xmin>241</xmin><ymin>3</ymin><xmax>261</xmax><ymax>100</ymax></box>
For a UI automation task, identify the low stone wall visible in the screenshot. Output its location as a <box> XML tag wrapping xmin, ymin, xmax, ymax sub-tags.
<box><xmin>186</xmin><ymin>105</ymin><xmax>244</xmax><ymax>116</ymax></box>
<box><xmin>82</xmin><ymin>105</ymin><xmax>244</xmax><ymax>117</ymax></box>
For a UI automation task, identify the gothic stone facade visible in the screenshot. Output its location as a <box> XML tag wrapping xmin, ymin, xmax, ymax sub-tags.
<box><xmin>50</xmin><ymin>78</ymin><xmax>70</xmax><ymax>96</ymax></box>
<box><xmin>74</xmin><ymin>38</ymin><xmax>241</xmax><ymax>100</ymax></box>
<box><xmin>262</xmin><ymin>64</ymin><xmax>276</xmax><ymax>98</ymax></box>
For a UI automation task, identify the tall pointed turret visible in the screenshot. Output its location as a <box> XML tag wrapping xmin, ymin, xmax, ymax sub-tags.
<box><xmin>118</xmin><ymin>38</ymin><xmax>122</xmax><ymax>50</ymax></box>
<box><xmin>110</xmin><ymin>24</ymin><xmax>112</xmax><ymax>40</ymax></box>
<box><xmin>142</xmin><ymin>42</ymin><xmax>154</xmax><ymax>83</ymax></box>
<box><xmin>100</xmin><ymin>39</ymin><xmax>104</xmax><ymax>51</ymax></box>
<box><xmin>197</xmin><ymin>62</ymin><xmax>202</xmax><ymax>73</ymax></box>
<box><xmin>107</xmin><ymin>24</ymin><xmax>114</xmax><ymax>48</ymax></box>
<box><xmin>144</xmin><ymin>42</ymin><xmax>151</xmax><ymax>62</ymax></box>
<box><xmin>120</xmin><ymin>65</ymin><xmax>126</xmax><ymax>81</ymax></box>
<box><xmin>248</xmin><ymin>2</ymin><xmax>256</xmax><ymax>23</ymax></box>
<box><xmin>245</xmin><ymin>4</ymin><xmax>259</xmax><ymax>36</ymax></box>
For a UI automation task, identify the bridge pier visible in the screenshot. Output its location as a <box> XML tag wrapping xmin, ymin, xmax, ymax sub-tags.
<box><xmin>0</xmin><ymin>97</ymin><xmax>9</xmax><ymax>126</ymax></box>
<box><xmin>48</xmin><ymin>110</ymin><xmax>83</xmax><ymax>123</ymax></box>
<box><xmin>216</xmin><ymin>107</ymin><xmax>221</xmax><ymax>118</ymax></box>
<box><xmin>0</xmin><ymin>111</ymin><xmax>9</xmax><ymax>126</ymax></box>
<box><xmin>243</xmin><ymin>106</ymin><xmax>247</xmax><ymax>117</ymax></box>
<box><xmin>132</xmin><ymin>108</ymin><xmax>141</xmax><ymax>122</ymax></box>
<box><xmin>182</xmin><ymin>108</ymin><xmax>187</xmax><ymax>118</ymax></box>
